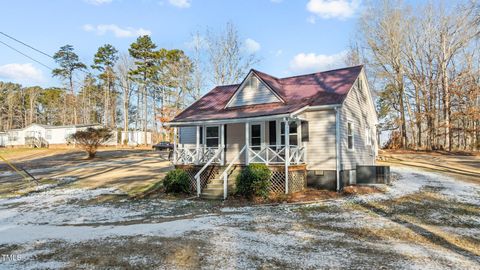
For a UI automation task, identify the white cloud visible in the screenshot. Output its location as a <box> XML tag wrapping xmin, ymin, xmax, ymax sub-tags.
<box><xmin>168</xmin><ymin>0</ymin><xmax>191</xmax><ymax>8</ymax></box>
<box><xmin>244</xmin><ymin>38</ymin><xmax>261</xmax><ymax>53</ymax></box>
<box><xmin>306</xmin><ymin>0</ymin><xmax>360</xmax><ymax>19</ymax></box>
<box><xmin>0</xmin><ymin>63</ymin><xmax>45</xmax><ymax>85</ymax></box>
<box><xmin>289</xmin><ymin>51</ymin><xmax>347</xmax><ymax>73</ymax></box>
<box><xmin>84</xmin><ymin>0</ymin><xmax>112</xmax><ymax>5</ymax></box>
<box><xmin>83</xmin><ymin>24</ymin><xmax>152</xmax><ymax>38</ymax></box>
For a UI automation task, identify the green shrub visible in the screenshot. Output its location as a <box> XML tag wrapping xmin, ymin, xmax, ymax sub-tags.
<box><xmin>236</xmin><ymin>164</ymin><xmax>272</xmax><ymax>199</ymax></box>
<box><xmin>163</xmin><ymin>169</ymin><xmax>191</xmax><ymax>194</ymax></box>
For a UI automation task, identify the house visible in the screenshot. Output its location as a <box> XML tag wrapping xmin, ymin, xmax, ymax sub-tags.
<box><xmin>167</xmin><ymin>65</ymin><xmax>379</xmax><ymax>199</ymax></box>
<box><xmin>120</xmin><ymin>131</ymin><xmax>153</xmax><ymax>146</ymax></box>
<box><xmin>0</xmin><ymin>132</ymin><xmax>7</xmax><ymax>147</ymax></box>
<box><xmin>2</xmin><ymin>123</ymin><xmax>118</xmax><ymax>147</ymax></box>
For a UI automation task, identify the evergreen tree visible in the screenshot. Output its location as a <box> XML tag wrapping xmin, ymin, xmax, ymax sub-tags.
<box><xmin>52</xmin><ymin>45</ymin><xmax>86</xmax><ymax>125</ymax></box>
<box><xmin>92</xmin><ymin>44</ymin><xmax>119</xmax><ymax>127</ymax></box>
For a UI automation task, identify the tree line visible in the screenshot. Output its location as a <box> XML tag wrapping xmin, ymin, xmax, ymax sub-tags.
<box><xmin>0</xmin><ymin>23</ymin><xmax>258</xmax><ymax>144</ymax></box>
<box><xmin>350</xmin><ymin>0</ymin><xmax>480</xmax><ymax>151</ymax></box>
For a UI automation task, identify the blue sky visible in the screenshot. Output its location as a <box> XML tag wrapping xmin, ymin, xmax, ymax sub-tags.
<box><xmin>0</xmin><ymin>0</ymin><xmax>386</xmax><ymax>88</ymax></box>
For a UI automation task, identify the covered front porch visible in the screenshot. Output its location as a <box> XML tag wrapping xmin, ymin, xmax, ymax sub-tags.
<box><xmin>172</xmin><ymin>116</ymin><xmax>307</xmax><ymax>166</ymax></box>
<box><xmin>169</xmin><ymin>116</ymin><xmax>308</xmax><ymax>198</ymax></box>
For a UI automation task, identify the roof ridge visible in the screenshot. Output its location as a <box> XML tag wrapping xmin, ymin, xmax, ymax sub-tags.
<box><xmin>251</xmin><ymin>69</ymin><xmax>280</xmax><ymax>80</ymax></box>
<box><xmin>278</xmin><ymin>64</ymin><xmax>364</xmax><ymax>81</ymax></box>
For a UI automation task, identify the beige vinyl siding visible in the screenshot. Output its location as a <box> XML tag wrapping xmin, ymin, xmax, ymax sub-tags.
<box><xmin>340</xmin><ymin>72</ymin><xmax>377</xmax><ymax>170</ymax></box>
<box><xmin>228</xmin><ymin>75</ymin><xmax>281</xmax><ymax>107</ymax></box>
<box><xmin>301</xmin><ymin>110</ymin><xmax>337</xmax><ymax>170</ymax></box>
<box><xmin>226</xmin><ymin>123</ymin><xmax>246</xmax><ymax>163</ymax></box>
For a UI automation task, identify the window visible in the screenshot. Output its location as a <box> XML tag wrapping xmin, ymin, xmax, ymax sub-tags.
<box><xmin>365</xmin><ymin>127</ymin><xmax>371</xmax><ymax>146</ymax></box>
<box><xmin>301</xmin><ymin>121</ymin><xmax>309</xmax><ymax>142</ymax></box>
<box><xmin>347</xmin><ymin>122</ymin><xmax>354</xmax><ymax>150</ymax></box>
<box><xmin>46</xmin><ymin>130</ymin><xmax>52</xmax><ymax>140</ymax></box>
<box><xmin>206</xmin><ymin>126</ymin><xmax>219</xmax><ymax>147</ymax></box>
<box><xmin>251</xmin><ymin>124</ymin><xmax>261</xmax><ymax>150</ymax></box>
<box><xmin>268</xmin><ymin>121</ymin><xmax>276</xmax><ymax>146</ymax></box>
<box><xmin>280</xmin><ymin>121</ymin><xmax>298</xmax><ymax>145</ymax></box>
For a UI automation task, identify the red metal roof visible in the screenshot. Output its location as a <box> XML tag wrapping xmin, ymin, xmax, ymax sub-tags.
<box><xmin>172</xmin><ymin>65</ymin><xmax>363</xmax><ymax>122</ymax></box>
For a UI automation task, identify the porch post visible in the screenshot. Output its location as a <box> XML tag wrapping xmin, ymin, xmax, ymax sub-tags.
<box><xmin>297</xmin><ymin>120</ymin><xmax>302</xmax><ymax>148</ymax></box>
<box><xmin>195</xmin><ymin>125</ymin><xmax>200</xmax><ymax>165</ymax></box>
<box><xmin>296</xmin><ymin>119</ymin><xmax>302</xmax><ymax>164</ymax></box>
<box><xmin>245</xmin><ymin>122</ymin><xmax>250</xmax><ymax>165</ymax></box>
<box><xmin>220</xmin><ymin>124</ymin><xmax>225</xmax><ymax>166</ymax></box>
<box><xmin>276</xmin><ymin>119</ymin><xmax>281</xmax><ymax>150</ymax></box>
<box><xmin>173</xmin><ymin>126</ymin><xmax>177</xmax><ymax>164</ymax></box>
<box><xmin>284</xmin><ymin>118</ymin><xmax>290</xmax><ymax>194</ymax></box>
<box><xmin>202</xmin><ymin>124</ymin><xmax>206</xmax><ymax>163</ymax></box>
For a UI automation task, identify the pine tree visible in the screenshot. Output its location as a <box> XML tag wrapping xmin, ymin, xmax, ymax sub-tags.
<box><xmin>92</xmin><ymin>44</ymin><xmax>119</xmax><ymax>128</ymax></box>
<box><xmin>52</xmin><ymin>45</ymin><xmax>86</xmax><ymax>125</ymax></box>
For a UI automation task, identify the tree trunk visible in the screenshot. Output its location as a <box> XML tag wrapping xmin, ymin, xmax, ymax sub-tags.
<box><xmin>70</xmin><ymin>76</ymin><xmax>77</xmax><ymax>125</ymax></box>
<box><xmin>143</xmin><ymin>85</ymin><xmax>148</xmax><ymax>145</ymax></box>
<box><xmin>123</xmin><ymin>88</ymin><xmax>129</xmax><ymax>145</ymax></box>
<box><xmin>415</xmin><ymin>86</ymin><xmax>422</xmax><ymax>148</ymax></box>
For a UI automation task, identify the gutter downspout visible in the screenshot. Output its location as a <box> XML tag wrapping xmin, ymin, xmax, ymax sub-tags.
<box><xmin>335</xmin><ymin>106</ymin><xmax>341</xmax><ymax>192</ymax></box>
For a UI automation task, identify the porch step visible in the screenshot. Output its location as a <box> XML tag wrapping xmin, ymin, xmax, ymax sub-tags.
<box><xmin>200</xmin><ymin>177</ymin><xmax>236</xmax><ymax>199</ymax></box>
<box><xmin>198</xmin><ymin>166</ymin><xmax>241</xmax><ymax>200</ymax></box>
<box><xmin>200</xmin><ymin>193</ymin><xmax>223</xmax><ymax>200</ymax></box>
<box><xmin>200</xmin><ymin>187</ymin><xmax>224</xmax><ymax>199</ymax></box>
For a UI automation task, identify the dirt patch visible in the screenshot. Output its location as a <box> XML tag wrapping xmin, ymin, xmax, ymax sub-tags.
<box><xmin>0</xmin><ymin>148</ymin><xmax>173</xmax><ymax>196</ymax></box>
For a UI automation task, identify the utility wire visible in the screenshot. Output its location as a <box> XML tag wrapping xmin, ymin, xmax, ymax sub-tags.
<box><xmin>0</xmin><ymin>39</ymin><xmax>53</xmax><ymax>70</ymax></box>
<box><xmin>0</xmin><ymin>31</ymin><xmax>54</xmax><ymax>59</ymax></box>
<box><xmin>0</xmin><ymin>31</ymin><xmax>168</xmax><ymax>101</ymax></box>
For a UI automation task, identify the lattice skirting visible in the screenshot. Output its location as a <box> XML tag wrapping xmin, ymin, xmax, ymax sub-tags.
<box><xmin>175</xmin><ymin>164</ymin><xmax>306</xmax><ymax>195</ymax></box>
<box><xmin>268</xmin><ymin>165</ymin><xmax>307</xmax><ymax>194</ymax></box>
<box><xmin>175</xmin><ymin>165</ymin><xmax>220</xmax><ymax>193</ymax></box>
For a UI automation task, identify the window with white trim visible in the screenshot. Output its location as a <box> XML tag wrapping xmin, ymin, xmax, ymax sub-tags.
<box><xmin>280</xmin><ymin>121</ymin><xmax>298</xmax><ymax>145</ymax></box>
<box><xmin>206</xmin><ymin>126</ymin><xmax>219</xmax><ymax>147</ymax></box>
<box><xmin>365</xmin><ymin>127</ymin><xmax>371</xmax><ymax>146</ymax></box>
<box><xmin>250</xmin><ymin>124</ymin><xmax>262</xmax><ymax>150</ymax></box>
<box><xmin>347</xmin><ymin>122</ymin><xmax>354</xmax><ymax>150</ymax></box>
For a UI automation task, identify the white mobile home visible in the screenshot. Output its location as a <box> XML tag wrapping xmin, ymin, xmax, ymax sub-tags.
<box><xmin>3</xmin><ymin>124</ymin><xmax>117</xmax><ymax>147</ymax></box>
<box><xmin>0</xmin><ymin>132</ymin><xmax>7</xmax><ymax>147</ymax></box>
<box><xmin>168</xmin><ymin>65</ymin><xmax>379</xmax><ymax>199</ymax></box>
<box><xmin>120</xmin><ymin>131</ymin><xmax>152</xmax><ymax>146</ymax></box>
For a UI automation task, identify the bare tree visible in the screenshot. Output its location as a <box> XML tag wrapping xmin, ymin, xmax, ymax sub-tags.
<box><xmin>205</xmin><ymin>22</ymin><xmax>260</xmax><ymax>86</ymax></box>
<box><xmin>116</xmin><ymin>53</ymin><xmax>135</xmax><ymax>145</ymax></box>
<box><xmin>359</xmin><ymin>0</ymin><xmax>410</xmax><ymax>148</ymax></box>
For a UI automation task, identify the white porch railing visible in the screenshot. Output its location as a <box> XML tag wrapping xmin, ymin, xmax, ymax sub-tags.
<box><xmin>248</xmin><ymin>145</ymin><xmax>306</xmax><ymax>165</ymax></box>
<box><xmin>194</xmin><ymin>147</ymin><xmax>223</xmax><ymax>196</ymax></box>
<box><xmin>174</xmin><ymin>146</ymin><xmax>222</xmax><ymax>165</ymax></box>
<box><xmin>174</xmin><ymin>146</ymin><xmax>197</xmax><ymax>164</ymax></box>
<box><xmin>174</xmin><ymin>145</ymin><xmax>305</xmax><ymax>165</ymax></box>
<box><xmin>220</xmin><ymin>145</ymin><xmax>247</xmax><ymax>199</ymax></box>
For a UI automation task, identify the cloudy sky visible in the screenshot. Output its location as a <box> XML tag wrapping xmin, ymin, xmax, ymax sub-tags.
<box><xmin>0</xmin><ymin>0</ymin><xmax>369</xmax><ymax>88</ymax></box>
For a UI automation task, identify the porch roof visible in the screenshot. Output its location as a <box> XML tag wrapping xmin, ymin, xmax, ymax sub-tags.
<box><xmin>172</xmin><ymin>65</ymin><xmax>363</xmax><ymax>123</ymax></box>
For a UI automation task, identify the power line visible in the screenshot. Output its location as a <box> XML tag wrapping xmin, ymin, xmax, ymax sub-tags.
<box><xmin>0</xmin><ymin>31</ymin><xmax>167</xmax><ymax>101</ymax></box>
<box><xmin>0</xmin><ymin>39</ymin><xmax>53</xmax><ymax>70</ymax></box>
<box><xmin>0</xmin><ymin>31</ymin><xmax>54</xmax><ymax>59</ymax></box>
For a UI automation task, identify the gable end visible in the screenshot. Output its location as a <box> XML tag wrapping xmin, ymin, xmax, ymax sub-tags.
<box><xmin>225</xmin><ymin>71</ymin><xmax>283</xmax><ymax>108</ymax></box>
